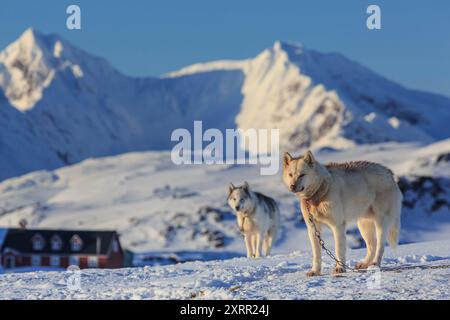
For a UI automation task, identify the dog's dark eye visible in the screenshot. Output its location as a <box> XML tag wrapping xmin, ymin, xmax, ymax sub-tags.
<box><xmin>289</xmin><ymin>173</ymin><xmax>293</xmax><ymax>177</ymax></box>
<box><xmin>299</xmin><ymin>174</ymin><xmax>306</xmax><ymax>178</ymax></box>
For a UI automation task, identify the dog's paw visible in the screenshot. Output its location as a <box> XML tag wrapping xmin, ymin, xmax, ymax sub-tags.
<box><xmin>332</xmin><ymin>266</ymin><xmax>346</xmax><ymax>275</ymax></box>
<box><xmin>355</xmin><ymin>261</ymin><xmax>369</xmax><ymax>270</ymax></box>
<box><xmin>306</xmin><ymin>270</ymin><xmax>320</xmax><ymax>277</ymax></box>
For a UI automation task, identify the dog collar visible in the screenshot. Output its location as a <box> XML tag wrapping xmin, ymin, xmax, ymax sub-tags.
<box><xmin>302</xmin><ymin>178</ymin><xmax>329</xmax><ymax>207</ymax></box>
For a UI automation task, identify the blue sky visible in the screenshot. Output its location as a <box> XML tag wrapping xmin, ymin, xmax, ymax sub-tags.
<box><xmin>1</xmin><ymin>0</ymin><xmax>449</xmax><ymax>96</ymax></box>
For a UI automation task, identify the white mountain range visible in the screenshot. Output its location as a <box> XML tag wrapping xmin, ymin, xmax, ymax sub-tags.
<box><xmin>1</xmin><ymin>28</ymin><xmax>449</xmax><ymax>180</ymax></box>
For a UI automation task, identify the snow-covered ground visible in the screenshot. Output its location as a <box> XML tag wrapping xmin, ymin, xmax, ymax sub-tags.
<box><xmin>0</xmin><ymin>239</ymin><xmax>449</xmax><ymax>299</ymax></box>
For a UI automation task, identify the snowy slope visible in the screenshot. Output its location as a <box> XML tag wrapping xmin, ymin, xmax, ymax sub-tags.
<box><xmin>0</xmin><ymin>239</ymin><xmax>449</xmax><ymax>299</ymax></box>
<box><xmin>1</xmin><ymin>29</ymin><xmax>450</xmax><ymax>181</ymax></box>
<box><xmin>0</xmin><ymin>140</ymin><xmax>449</xmax><ymax>261</ymax></box>
<box><xmin>168</xmin><ymin>41</ymin><xmax>449</xmax><ymax>151</ymax></box>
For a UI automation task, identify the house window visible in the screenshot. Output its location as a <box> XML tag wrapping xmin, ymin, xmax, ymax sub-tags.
<box><xmin>70</xmin><ymin>235</ymin><xmax>83</xmax><ymax>251</ymax></box>
<box><xmin>69</xmin><ymin>256</ymin><xmax>79</xmax><ymax>266</ymax></box>
<box><xmin>112</xmin><ymin>239</ymin><xmax>119</xmax><ymax>253</ymax></box>
<box><xmin>31</xmin><ymin>234</ymin><xmax>45</xmax><ymax>251</ymax></box>
<box><xmin>50</xmin><ymin>256</ymin><xmax>60</xmax><ymax>267</ymax></box>
<box><xmin>51</xmin><ymin>235</ymin><xmax>62</xmax><ymax>251</ymax></box>
<box><xmin>31</xmin><ymin>255</ymin><xmax>41</xmax><ymax>266</ymax></box>
<box><xmin>88</xmin><ymin>256</ymin><xmax>98</xmax><ymax>268</ymax></box>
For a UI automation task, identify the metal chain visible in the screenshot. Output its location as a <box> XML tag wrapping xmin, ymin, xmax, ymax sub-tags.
<box><xmin>305</xmin><ymin>203</ymin><xmax>450</xmax><ymax>274</ymax></box>
<box><xmin>304</xmin><ymin>202</ymin><xmax>357</xmax><ymax>272</ymax></box>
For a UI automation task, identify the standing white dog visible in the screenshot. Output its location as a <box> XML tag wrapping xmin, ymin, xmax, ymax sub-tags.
<box><xmin>228</xmin><ymin>182</ymin><xmax>280</xmax><ymax>258</ymax></box>
<box><xmin>282</xmin><ymin>150</ymin><xmax>402</xmax><ymax>276</ymax></box>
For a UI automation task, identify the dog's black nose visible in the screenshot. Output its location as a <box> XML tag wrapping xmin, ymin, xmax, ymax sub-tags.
<box><xmin>290</xmin><ymin>184</ymin><xmax>296</xmax><ymax>192</ymax></box>
<box><xmin>235</xmin><ymin>206</ymin><xmax>240</xmax><ymax>211</ymax></box>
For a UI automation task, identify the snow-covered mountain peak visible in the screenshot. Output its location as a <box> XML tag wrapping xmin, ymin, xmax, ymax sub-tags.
<box><xmin>0</xmin><ymin>29</ymin><xmax>102</xmax><ymax>111</ymax></box>
<box><xmin>16</xmin><ymin>28</ymin><xmax>39</xmax><ymax>50</ymax></box>
<box><xmin>234</xmin><ymin>39</ymin><xmax>449</xmax><ymax>150</ymax></box>
<box><xmin>0</xmin><ymin>28</ymin><xmax>60</xmax><ymax>111</ymax></box>
<box><xmin>11</xmin><ymin>28</ymin><xmax>70</xmax><ymax>61</ymax></box>
<box><xmin>235</xmin><ymin>41</ymin><xmax>351</xmax><ymax>151</ymax></box>
<box><xmin>14</xmin><ymin>28</ymin><xmax>48</xmax><ymax>50</ymax></box>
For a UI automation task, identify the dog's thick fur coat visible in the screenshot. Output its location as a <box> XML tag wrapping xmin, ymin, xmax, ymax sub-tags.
<box><xmin>228</xmin><ymin>182</ymin><xmax>280</xmax><ymax>258</ymax></box>
<box><xmin>283</xmin><ymin>150</ymin><xmax>402</xmax><ymax>276</ymax></box>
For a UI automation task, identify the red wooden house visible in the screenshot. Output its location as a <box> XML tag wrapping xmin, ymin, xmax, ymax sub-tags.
<box><xmin>0</xmin><ymin>228</ymin><xmax>123</xmax><ymax>270</ymax></box>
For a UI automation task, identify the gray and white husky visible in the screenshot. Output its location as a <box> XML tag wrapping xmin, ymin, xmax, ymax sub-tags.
<box><xmin>228</xmin><ymin>182</ymin><xmax>280</xmax><ymax>258</ymax></box>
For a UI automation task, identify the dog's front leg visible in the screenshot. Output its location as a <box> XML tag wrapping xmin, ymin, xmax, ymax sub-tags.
<box><xmin>254</xmin><ymin>232</ymin><xmax>263</xmax><ymax>258</ymax></box>
<box><xmin>331</xmin><ymin>223</ymin><xmax>347</xmax><ymax>275</ymax></box>
<box><xmin>306</xmin><ymin>222</ymin><xmax>322</xmax><ymax>276</ymax></box>
<box><xmin>244</xmin><ymin>234</ymin><xmax>253</xmax><ymax>258</ymax></box>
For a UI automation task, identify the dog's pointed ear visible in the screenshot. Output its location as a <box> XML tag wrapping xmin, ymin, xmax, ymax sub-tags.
<box><xmin>304</xmin><ymin>150</ymin><xmax>315</xmax><ymax>166</ymax></box>
<box><xmin>243</xmin><ymin>181</ymin><xmax>250</xmax><ymax>192</ymax></box>
<box><xmin>228</xmin><ymin>183</ymin><xmax>235</xmax><ymax>196</ymax></box>
<box><xmin>283</xmin><ymin>152</ymin><xmax>293</xmax><ymax>167</ymax></box>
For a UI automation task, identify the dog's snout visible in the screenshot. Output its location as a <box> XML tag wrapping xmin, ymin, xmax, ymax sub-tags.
<box><xmin>289</xmin><ymin>184</ymin><xmax>296</xmax><ymax>192</ymax></box>
<box><xmin>235</xmin><ymin>205</ymin><xmax>240</xmax><ymax>211</ymax></box>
